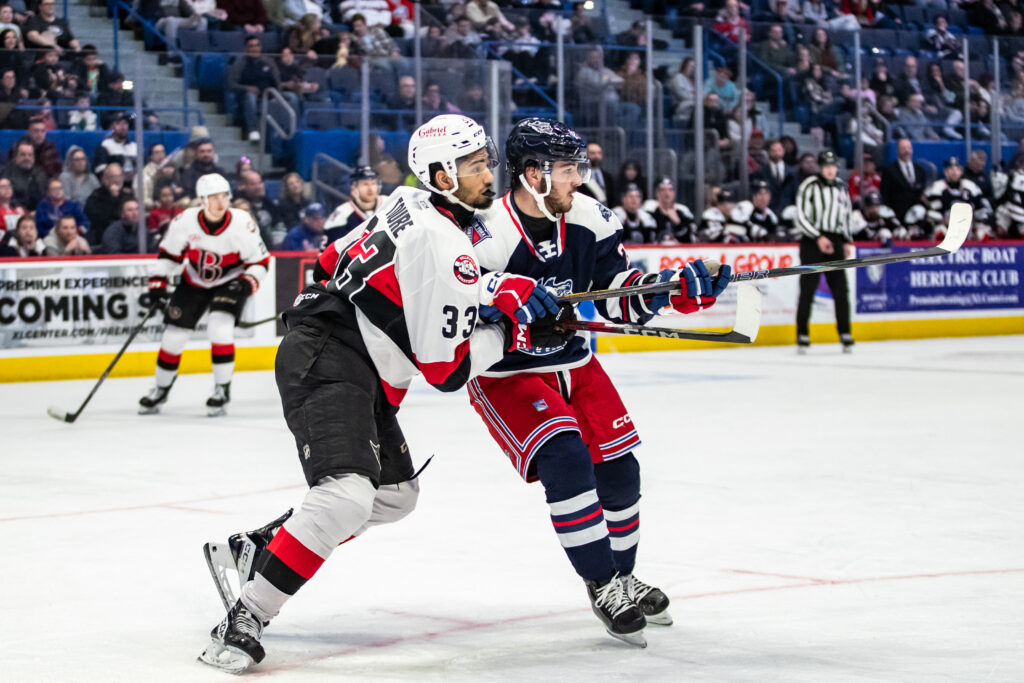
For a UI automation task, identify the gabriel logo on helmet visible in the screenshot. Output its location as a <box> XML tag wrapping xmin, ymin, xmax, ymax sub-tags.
<box><xmin>453</xmin><ymin>255</ymin><xmax>479</xmax><ymax>284</ymax></box>
<box><xmin>418</xmin><ymin>125</ymin><xmax>448</xmax><ymax>137</ymax></box>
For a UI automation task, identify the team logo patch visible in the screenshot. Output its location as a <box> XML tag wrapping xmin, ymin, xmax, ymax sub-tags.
<box><xmin>468</xmin><ymin>216</ymin><xmax>491</xmax><ymax>245</ymax></box>
<box><xmin>598</xmin><ymin>205</ymin><xmax>612</xmax><ymax>222</ymax></box>
<box><xmin>168</xmin><ymin>306</ymin><xmax>182</xmax><ymax>320</ymax></box>
<box><xmin>453</xmin><ymin>254</ymin><xmax>479</xmax><ymax>284</ymax></box>
<box><xmin>533</xmin><ymin>399</ymin><xmax>548</xmax><ymax>412</ymax></box>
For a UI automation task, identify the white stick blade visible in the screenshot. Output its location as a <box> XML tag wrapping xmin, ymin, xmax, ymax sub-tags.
<box><xmin>732</xmin><ymin>284</ymin><xmax>763</xmax><ymax>342</ymax></box>
<box><xmin>47</xmin><ymin>406</ymin><xmax>70</xmax><ymax>422</ymax></box>
<box><xmin>939</xmin><ymin>202</ymin><xmax>973</xmax><ymax>253</ymax></box>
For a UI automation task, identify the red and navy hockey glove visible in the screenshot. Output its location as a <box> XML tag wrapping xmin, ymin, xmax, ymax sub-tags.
<box><xmin>649</xmin><ymin>261</ymin><xmax>732</xmax><ymax>315</ymax></box>
<box><xmin>480</xmin><ymin>273</ymin><xmax>560</xmax><ymax>324</ymax></box>
<box><xmin>147</xmin><ymin>275</ymin><xmax>169</xmax><ymax>310</ymax></box>
<box><xmin>501</xmin><ymin>302</ymin><xmax>576</xmax><ymax>352</ymax></box>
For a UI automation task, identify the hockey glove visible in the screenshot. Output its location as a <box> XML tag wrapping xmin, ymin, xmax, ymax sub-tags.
<box><xmin>480</xmin><ymin>274</ymin><xmax>560</xmax><ymax>324</ymax></box>
<box><xmin>649</xmin><ymin>261</ymin><xmax>732</xmax><ymax>315</ymax></box>
<box><xmin>501</xmin><ymin>302</ymin><xmax>576</xmax><ymax>352</ymax></box>
<box><xmin>228</xmin><ymin>274</ymin><xmax>260</xmax><ymax>298</ymax></box>
<box><xmin>147</xmin><ymin>275</ymin><xmax>170</xmax><ymax>310</ymax></box>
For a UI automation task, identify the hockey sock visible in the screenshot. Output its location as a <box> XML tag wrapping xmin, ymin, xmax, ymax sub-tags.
<box><xmin>155</xmin><ymin>324</ymin><xmax>190</xmax><ymax>388</ymax></box>
<box><xmin>241</xmin><ymin>474</ymin><xmax>375</xmax><ymax>621</ymax></box>
<box><xmin>595</xmin><ymin>454</ymin><xmax>641</xmax><ymax>575</ymax></box>
<box><xmin>535</xmin><ymin>434</ymin><xmax>617</xmax><ymax>584</ymax></box>
<box><xmin>208</xmin><ymin>311</ymin><xmax>235</xmax><ymax>385</ymax></box>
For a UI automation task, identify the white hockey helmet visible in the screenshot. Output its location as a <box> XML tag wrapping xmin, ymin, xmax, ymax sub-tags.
<box><xmin>196</xmin><ymin>173</ymin><xmax>232</xmax><ymax>204</ymax></box>
<box><xmin>408</xmin><ymin>114</ymin><xmax>497</xmax><ymax>208</ymax></box>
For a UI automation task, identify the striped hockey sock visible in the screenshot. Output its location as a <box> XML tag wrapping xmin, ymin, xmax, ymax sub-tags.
<box><xmin>605</xmin><ymin>502</ymin><xmax>640</xmax><ymax>575</ymax></box>
<box><xmin>548</xmin><ymin>489</ymin><xmax>616</xmax><ymax>583</ymax></box>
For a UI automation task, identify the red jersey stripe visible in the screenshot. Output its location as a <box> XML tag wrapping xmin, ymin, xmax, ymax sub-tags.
<box><xmin>266</xmin><ymin>527</ymin><xmax>326</xmax><ymax>580</ymax></box>
<box><xmin>415</xmin><ymin>339</ymin><xmax>471</xmax><ymax>386</ymax></box>
<box><xmin>379</xmin><ymin>379</ymin><xmax>408</xmax><ymax>407</ymax></box>
<box><xmin>365</xmin><ymin>264</ymin><xmax>402</xmax><ymax>307</ymax></box>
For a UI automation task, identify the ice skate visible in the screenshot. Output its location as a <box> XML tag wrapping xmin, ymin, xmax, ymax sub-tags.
<box><xmin>206</xmin><ymin>383</ymin><xmax>231</xmax><ymax>417</ymax></box>
<box><xmin>841</xmin><ymin>334</ymin><xmax>855</xmax><ymax>354</ymax></box>
<box><xmin>198</xmin><ymin>599</ymin><xmax>266</xmax><ymax>674</ymax></box>
<box><xmin>203</xmin><ymin>509</ymin><xmax>293</xmax><ymax>610</ymax></box>
<box><xmin>622</xmin><ymin>574</ymin><xmax>672</xmax><ymax>626</ymax></box>
<box><xmin>586</xmin><ymin>573</ymin><xmax>647</xmax><ymax>647</ymax></box>
<box><xmin>796</xmin><ymin>334</ymin><xmax>810</xmax><ymax>356</ymax></box>
<box><xmin>138</xmin><ymin>384</ymin><xmax>172</xmax><ymax>414</ymax></box>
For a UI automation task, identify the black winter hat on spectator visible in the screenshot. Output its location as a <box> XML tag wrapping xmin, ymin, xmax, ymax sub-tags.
<box><xmin>751</xmin><ymin>179</ymin><xmax>770</xmax><ymax>194</ymax></box>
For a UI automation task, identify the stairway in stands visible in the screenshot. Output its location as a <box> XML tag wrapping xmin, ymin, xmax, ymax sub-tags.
<box><xmin>69</xmin><ymin>0</ymin><xmax>260</xmax><ymax>173</ymax></box>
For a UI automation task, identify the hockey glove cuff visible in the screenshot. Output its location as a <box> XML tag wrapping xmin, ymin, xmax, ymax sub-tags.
<box><xmin>480</xmin><ymin>273</ymin><xmax>560</xmax><ymax>324</ymax></box>
<box><xmin>500</xmin><ymin>302</ymin><xmax>576</xmax><ymax>351</ymax></box>
<box><xmin>649</xmin><ymin>261</ymin><xmax>732</xmax><ymax>315</ymax></box>
<box><xmin>147</xmin><ymin>275</ymin><xmax>169</xmax><ymax>310</ymax></box>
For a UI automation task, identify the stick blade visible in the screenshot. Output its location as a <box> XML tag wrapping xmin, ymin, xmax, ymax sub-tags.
<box><xmin>730</xmin><ymin>283</ymin><xmax>763</xmax><ymax>343</ymax></box>
<box><xmin>939</xmin><ymin>202</ymin><xmax>973</xmax><ymax>253</ymax></box>
<box><xmin>46</xmin><ymin>406</ymin><xmax>74</xmax><ymax>423</ymax></box>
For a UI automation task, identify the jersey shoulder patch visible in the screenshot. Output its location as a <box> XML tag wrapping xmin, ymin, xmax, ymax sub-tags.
<box><xmin>566</xmin><ymin>192</ymin><xmax>618</xmax><ymax>240</ymax></box>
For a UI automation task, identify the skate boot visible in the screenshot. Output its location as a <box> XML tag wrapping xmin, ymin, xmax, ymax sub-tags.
<box><xmin>206</xmin><ymin>383</ymin><xmax>231</xmax><ymax>417</ymax></box>
<box><xmin>841</xmin><ymin>334</ymin><xmax>855</xmax><ymax>354</ymax></box>
<box><xmin>796</xmin><ymin>334</ymin><xmax>810</xmax><ymax>356</ymax></box>
<box><xmin>203</xmin><ymin>509</ymin><xmax>293</xmax><ymax>610</ymax></box>
<box><xmin>622</xmin><ymin>574</ymin><xmax>672</xmax><ymax>626</ymax></box>
<box><xmin>138</xmin><ymin>384</ymin><xmax>173</xmax><ymax>414</ymax></box>
<box><xmin>198</xmin><ymin>599</ymin><xmax>267</xmax><ymax>674</ymax></box>
<box><xmin>586</xmin><ymin>573</ymin><xmax>647</xmax><ymax>647</ymax></box>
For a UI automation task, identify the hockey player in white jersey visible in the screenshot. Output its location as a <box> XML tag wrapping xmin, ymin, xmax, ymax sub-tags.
<box><xmin>924</xmin><ymin>156</ymin><xmax>992</xmax><ymax>239</ymax></box>
<box><xmin>324</xmin><ymin>165</ymin><xmax>387</xmax><ymax>244</ymax></box>
<box><xmin>139</xmin><ymin>173</ymin><xmax>269</xmax><ymax>416</ymax></box>
<box><xmin>198</xmin><ymin>115</ymin><xmax>572</xmax><ymax>674</ymax></box>
<box><xmin>467</xmin><ymin>118</ymin><xmax>731</xmax><ymax>647</ymax></box>
<box><xmin>730</xmin><ymin>180</ymin><xmax>781</xmax><ymax>242</ymax></box>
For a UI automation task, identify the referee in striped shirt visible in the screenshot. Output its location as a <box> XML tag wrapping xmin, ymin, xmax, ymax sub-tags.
<box><xmin>794</xmin><ymin>150</ymin><xmax>854</xmax><ymax>354</ymax></box>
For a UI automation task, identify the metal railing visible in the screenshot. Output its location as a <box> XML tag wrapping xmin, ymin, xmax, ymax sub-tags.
<box><xmin>258</xmin><ymin>88</ymin><xmax>297</xmax><ymax>173</ymax></box>
<box><xmin>311</xmin><ymin>153</ymin><xmax>354</xmax><ymax>206</ymax></box>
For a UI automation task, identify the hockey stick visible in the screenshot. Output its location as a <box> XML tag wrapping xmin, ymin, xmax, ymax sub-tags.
<box><xmin>46</xmin><ymin>304</ymin><xmax>163</xmax><ymax>424</ymax></box>
<box><xmin>558</xmin><ymin>282</ymin><xmax>762</xmax><ymax>343</ymax></box>
<box><xmin>560</xmin><ymin>203</ymin><xmax>974</xmax><ymax>304</ymax></box>
<box><xmin>236</xmin><ymin>312</ymin><xmax>282</xmax><ymax>329</ymax></box>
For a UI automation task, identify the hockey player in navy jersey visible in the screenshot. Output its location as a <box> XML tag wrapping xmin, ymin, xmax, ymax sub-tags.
<box><xmin>323</xmin><ymin>165</ymin><xmax>387</xmax><ymax>244</ymax></box>
<box><xmin>467</xmin><ymin>118</ymin><xmax>732</xmax><ymax>647</ymax></box>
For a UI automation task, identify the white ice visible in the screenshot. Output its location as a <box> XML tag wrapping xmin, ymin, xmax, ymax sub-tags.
<box><xmin>2</xmin><ymin>336</ymin><xmax>1023</xmax><ymax>682</ymax></box>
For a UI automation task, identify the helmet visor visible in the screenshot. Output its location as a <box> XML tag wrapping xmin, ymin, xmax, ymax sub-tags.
<box><xmin>546</xmin><ymin>158</ymin><xmax>592</xmax><ymax>185</ymax></box>
<box><xmin>455</xmin><ymin>137</ymin><xmax>500</xmax><ymax>179</ymax></box>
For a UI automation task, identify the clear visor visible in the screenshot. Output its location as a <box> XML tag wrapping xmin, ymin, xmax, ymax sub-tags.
<box><xmin>455</xmin><ymin>138</ymin><xmax>500</xmax><ymax>179</ymax></box>
<box><xmin>544</xmin><ymin>158</ymin><xmax>592</xmax><ymax>185</ymax></box>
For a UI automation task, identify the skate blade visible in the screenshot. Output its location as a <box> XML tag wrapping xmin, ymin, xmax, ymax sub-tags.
<box><xmin>207</xmin><ymin>406</ymin><xmax>227</xmax><ymax>417</ymax></box>
<box><xmin>607</xmin><ymin>628</ymin><xmax>647</xmax><ymax>648</ymax></box>
<box><xmin>198</xmin><ymin>640</ymin><xmax>254</xmax><ymax>674</ymax></box>
<box><xmin>645</xmin><ymin>610</ymin><xmax>673</xmax><ymax>626</ymax></box>
<box><xmin>138</xmin><ymin>405</ymin><xmax>161</xmax><ymax>415</ymax></box>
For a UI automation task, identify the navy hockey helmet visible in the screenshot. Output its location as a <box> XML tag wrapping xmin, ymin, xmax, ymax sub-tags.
<box><xmin>505</xmin><ymin>117</ymin><xmax>591</xmax><ymax>220</ymax></box>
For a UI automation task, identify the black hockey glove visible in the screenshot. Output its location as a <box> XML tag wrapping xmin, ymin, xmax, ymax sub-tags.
<box><xmin>228</xmin><ymin>274</ymin><xmax>259</xmax><ymax>299</ymax></box>
<box><xmin>147</xmin><ymin>276</ymin><xmax>169</xmax><ymax>310</ymax></box>
<box><xmin>501</xmin><ymin>302</ymin><xmax>577</xmax><ymax>352</ymax></box>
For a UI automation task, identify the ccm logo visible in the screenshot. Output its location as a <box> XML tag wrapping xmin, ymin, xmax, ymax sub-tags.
<box><xmin>613</xmin><ymin>415</ymin><xmax>632</xmax><ymax>428</ymax></box>
<box><xmin>515</xmin><ymin>323</ymin><xmax>528</xmax><ymax>346</ymax></box>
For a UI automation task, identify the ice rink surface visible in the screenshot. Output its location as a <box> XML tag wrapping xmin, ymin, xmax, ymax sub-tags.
<box><xmin>2</xmin><ymin>335</ymin><xmax>1023</xmax><ymax>682</ymax></box>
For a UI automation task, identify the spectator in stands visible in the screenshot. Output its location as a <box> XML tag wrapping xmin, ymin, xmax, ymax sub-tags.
<box><xmin>617</xmin><ymin>51</ymin><xmax>646</xmax><ymax>107</ymax></box>
<box><xmin>67</xmin><ymin>92</ymin><xmax>97</xmax><ymax>131</ymax></box>
<box><xmin>140</xmin><ymin>143</ymin><xmax>167</xmax><ymax>210</ymax></box>
<box><xmin>350</xmin><ymin>12</ymin><xmax>400</xmax><ymax>57</ymax></box>
<box><xmin>237</xmin><ymin>169</ymin><xmax>283</xmax><ymax>248</ymax></box>
<box><xmin>55</xmin><ymin>149</ymin><xmax>99</xmax><ymax>211</ymax></box>
<box><xmin>72</xmin><ymin>45</ymin><xmax>111</xmax><ymax>101</ymax></box>
<box><xmin>456</xmin><ymin>81</ymin><xmax>487</xmax><ymax>119</ymax></box>
<box><xmin>881</xmin><ymin>138</ymin><xmax>927</xmax><ymax>222</ymax></box>
<box><xmin>758</xmin><ymin>24</ymin><xmax>796</xmax><ymax>77</ymax></box>
<box><xmin>570</xmin><ymin>2</ymin><xmax>598</xmax><ymax>44</ymax></box>
<box><xmin>577</xmin><ymin>141</ymin><xmax>616</xmax><ymax>207</ymax></box>
<box><xmin>35</xmin><ymin>177</ymin><xmax>89</xmax><ymax>237</ymax></box>
<box><xmin>422</xmin><ymin>81</ymin><xmax>459</xmax><ymax>116</ymax></box>
<box><xmin>505</xmin><ymin>17</ymin><xmax>546</xmax><ymax>85</ymax></box>
<box><xmin>869</xmin><ymin>57</ymin><xmax>896</xmax><ymax>101</ymax></box>
<box><xmin>809</xmin><ymin>27</ymin><xmax>844</xmax><ymax>78</ymax></box>
<box><xmin>3</xmin><ymin>141</ymin><xmax>46</xmax><ymax>211</ymax></box>
<box><xmin>615</xmin><ymin>21</ymin><xmax>647</xmax><ymax>68</ymax></box>
<box><xmin>925</xmin><ymin>15</ymin><xmax>961</xmax><ymax>60</ymax></box>
<box><xmin>277</xmin><ymin>172</ymin><xmax>308</xmax><ymax>229</ymax></box>
<box><xmin>23</xmin><ymin>0</ymin><xmax>78</xmax><ymax>54</ymax></box>
<box><xmin>286</xmin><ymin>13</ymin><xmax>328</xmax><ymax>61</ymax></box>
<box><xmin>85</xmin><ymin>163</ymin><xmax>134</xmax><ymax>245</ymax></box>
<box><xmin>966</xmin><ymin>0</ymin><xmax>1008</xmax><ymax>35</ymax></box>
<box><xmin>0</xmin><ymin>176</ymin><xmax>24</xmax><ymax>236</ymax></box>
<box><xmin>7</xmin><ymin>117</ymin><xmax>59</xmax><ymax>178</ymax></box>
<box><xmin>157</xmin><ymin>0</ymin><xmax>228</xmax><ymax>47</ymax></box>
<box><xmin>965</xmin><ymin>150</ymin><xmax>994</xmax><ymax>202</ymax></box>
<box><xmin>577</xmin><ymin>45</ymin><xmax>641</xmax><ymax>129</ymax></box>
<box><xmin>147</xmin><ymin>184</ymin><xmax>182</xmax><ymax>236</ymax></box>
<box><xmin>0</xmin><ymin>28</ymin><xmax>28</xmax><ymax>88</ymax></box>
<box><xmin>704</xmin><ymin>64</ymin><xmax>739</xmax><ymax>113</ymax></box>
<box><xmin>896</xmin><ymin>93</ymin><xmax>940</xmax><ymax>140</ymax></box>
<box><xmin>617</xmin><ymin>159</ymin><xmax>646</xmax><ymax>201</ymax></box>
<box><xmin>0</xmin><ymin>214</ymin><xmax>44</xmax><ymax>256</ymax></box>
<box><xmin>383</xmin><ymin>73</ymin><xmax>417</xmax><ymax>130</ymax></box>
<box><xmin>218</xmin><ymin>0</ymin><xmax>269</xmax><ymax>32</ymax></box>
<box><xmin>96</xmin><ymin>72</ymin><xmax>159</xmax><ymax>130</ymax></box>
<box><xmin>421</xmin><ymin>23</ymin><xmax>446</xmax><ymax>58</ymax></box>
<box><xmin>282</xmin><ymin>201</ymin><xmax>327</xmax><ymax>251</ymax></box>
<box><xmin>894</xmin><ymin>56</ymin><xmax>925</xmax><ymax>107</ymax></box>
<box><xmin>466</xmin><ymin>0</ymin><xmax>513</xmax><ymax>34</ymax></box>
<box><xmin>0</xmin><ymin>69</ymin><xmax>27</xmax><ymax>130</ymax></box>
<box><xmin>782</xmin><ymin>152</ymin><xmax>819</xmax><ymax>208</ymax></box>
<box><xmin>847</xmin><ymin>152</ymin><xmax>881</xmax><ymax>204</ymax></box>
<box><xmin>180</xmin><ymin>139</ymin><xmax>227</xmax><ymax>199</ymax></box>
<box><xmin>615</xmin><ymin>184</ymin><xmax>659</xmax><ymax>244</ymax></box>
<box><xmin>94</xmin><ymin>113</ymin><xmax>139</xmax><ymax>177</ymax></box>
<box><xmin>0</xmin><ymin>5</ymin><xmax>22</xmax><ymax>44</ymax></box>
<box><xmin>43</xmin><ymin>214</ymin><xmax>91</xmax><ymax>255</ymax></box>
<box><xmin>228</xmin><ymin>36</ymin><xmax>281</xmax><ymax>142</ymax></box>
<box><xmin>337</xmin><ymin>0</ymin><xmax>391</xmax><ymax>27</ymax></box>
<box><xmin>643</xmin><ymin>177</ymin><xmax>697</xmax><ymax>243</ymax></box>
<box><xmin>924</xmin><ymin>62</ymin><xmax>965</xmax><ymax>139</ymax></box>
<box><xmin>714</xmin><ymin>0</ymin><xmax>750</xmax><ymax>43</ymax></box>
<box><xmin>29</xmin><ymin>47</ymin><xmax>62</xmax><ymax>96</ymax></box>
<box><xmin>702</xmin><ymin>91</ymin><xmax>733</xmax><ymax>158</ymax></box>
<box><xmin>101</xmin><ymin>199</ymin><xmax>156</xmax><ymax>254</ymax></box>
<box><xmin>669</xmin><ymin>57</ymin><xmax>696</xmax><ymax>126</ymax></box>
<box><xmin>445</xmin><ymin>16</ymin><xmax>482</xmax><ymax>59</ymax></box>
<box><xmin>803</xmin><ymin>0</ymin><xmax>834</xmax><ymax>27</ymax></box>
